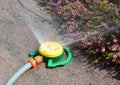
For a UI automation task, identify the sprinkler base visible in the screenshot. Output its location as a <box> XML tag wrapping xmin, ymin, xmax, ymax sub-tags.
<box><xmin>29</xmin><ymin>47</ymin><xmax>72</xmax><ymax>68</ymax></box>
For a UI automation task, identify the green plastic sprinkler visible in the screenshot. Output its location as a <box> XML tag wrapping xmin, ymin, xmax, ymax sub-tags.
<box><xmin>5</xmin><ymin>41</ymin><xmax>72</xmax><ymax>85</ymax></box>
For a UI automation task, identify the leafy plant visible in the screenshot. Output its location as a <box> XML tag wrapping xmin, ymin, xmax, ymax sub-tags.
<box><xmin>48</xmin><ymin>0</ymin><xmax>119</xmax><ymax>36</ymax></box>
<box><xmin>81</xmin><ymin>31</ymin><xmax>120</xmax><ymax>66</ymax></box>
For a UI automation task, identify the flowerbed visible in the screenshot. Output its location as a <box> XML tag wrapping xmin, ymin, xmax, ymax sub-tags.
<box><xmin>38</xmin><ymin>0</ymin><xmax>120</xmax><ymax>66</ymax></box>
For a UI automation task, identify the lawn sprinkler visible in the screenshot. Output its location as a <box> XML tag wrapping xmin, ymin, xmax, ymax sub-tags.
<box><xmin>5</xmin><ymin>41</ymin><xmax>72</xmax><ymax>85</ymax></box>
<box><xmin>29</xmin><ymin>41</ymin><xmax>72</xmax><ymax>68</ymax></box>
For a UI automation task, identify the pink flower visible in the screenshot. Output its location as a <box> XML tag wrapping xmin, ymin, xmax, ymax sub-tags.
<box><xmin>94</xmin><ymin>0</ymin><xmax>99</xmax><ymax>2</ymax></box>
<box><xmin>112</xmin><ymin>39</ymin><xmax>118</xmax><ymax>43</ymax></box>
<box><xmin>101</xmin><ymin>47</ymin><xmax>106</xmax><ymax>53</ymax></box>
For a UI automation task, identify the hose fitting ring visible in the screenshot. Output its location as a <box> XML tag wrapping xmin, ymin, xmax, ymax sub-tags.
<box><xmin>28</xmin><ymin>55</ymin><xmax>42</xmax><ymax>68</ymax></box>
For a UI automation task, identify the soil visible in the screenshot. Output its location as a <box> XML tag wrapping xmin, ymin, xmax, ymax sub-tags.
<box><xmin>0</xmin><ymin>0</ymin><xmax>120</xmax><ymax>85</ymax></box>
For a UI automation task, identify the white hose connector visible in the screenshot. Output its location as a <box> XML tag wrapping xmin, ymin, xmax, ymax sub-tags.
<box><xmin>5</xmin><ymin>63</ymin><xmax>31</xmax><ymax>85</ymax></box>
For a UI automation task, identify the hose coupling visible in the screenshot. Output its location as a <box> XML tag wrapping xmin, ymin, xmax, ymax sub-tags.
<box><xmin>28</xmin><ymin>55</ymin><xmax>42</xmax><ymax>68</ymax></box>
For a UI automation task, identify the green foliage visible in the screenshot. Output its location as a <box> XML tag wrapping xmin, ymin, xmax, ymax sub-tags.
<box><xmin>107</xmin><ymin>52</ymin><xmax>115</xmax><ymax>58</ymax></box>
<box><xmin>113</xmin><ymin>19</ymin><xmax>120</xmax><ymax>24</ymax></box>
<box><xmin>76</xmin><ymin>20</ymin><xmax>84</xmax><ymax>28</ymax></box>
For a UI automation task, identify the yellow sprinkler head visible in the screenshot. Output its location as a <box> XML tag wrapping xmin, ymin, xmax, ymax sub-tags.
<box><xmin>39</xmin><ymin>41</ymin><xmax>63</xmax><ymax>58</ymax></box>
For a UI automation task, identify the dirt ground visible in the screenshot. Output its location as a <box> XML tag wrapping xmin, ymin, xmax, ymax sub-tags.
<box><xmin>0</xmin><ymin>0</ymin><xmax>120</xmax><ymax>85</ymax></box>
